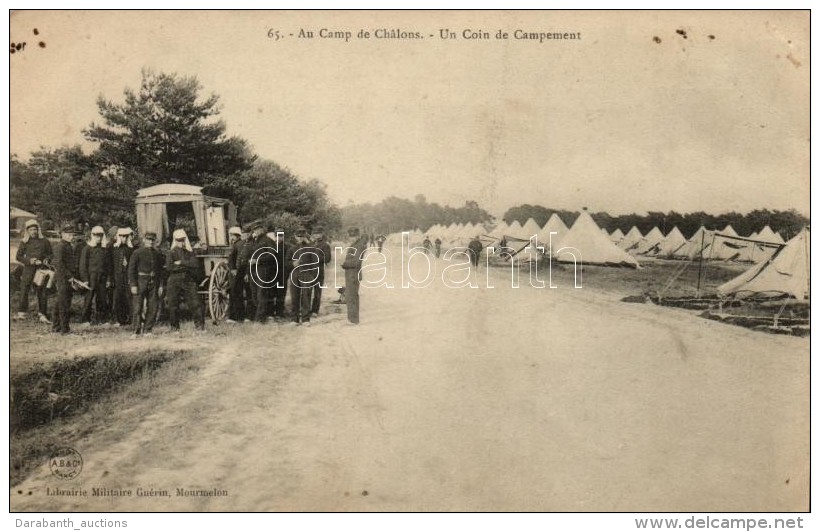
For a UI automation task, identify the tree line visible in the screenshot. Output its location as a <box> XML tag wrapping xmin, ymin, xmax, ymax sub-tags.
<box><xmin>10</xmin><ymin>70</ymin><xmax>341</xmax><ymax>238</ymax></box>
<box><xmin>502</xmin><ymin>204</ymin><xmax>809</xmax><ymax>241</ymax></box>
<box><xmin>340</xmin><ymin>194</ymin><xmax>494</xmax><ymax>236</ymax></box>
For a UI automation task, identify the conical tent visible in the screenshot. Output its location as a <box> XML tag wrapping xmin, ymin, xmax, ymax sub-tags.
<box><xmin>610</xmin><ymin>228</ymin><xmax>625</xmax><ymax>243</ymax></box>
<box><xmin>655</xmin><ymin>226</ymin><xmax>687</xmax><ymax>257</ymax></box>
<box><xmin>618</xmin><ymin>226</ymin><xmax>644</xmax><ymax>251</ymax></box>
<box><xmin>633</xmin><ymin>226</ymin><xmax>665</xmax><ymax>255</ymax></box>
<box><xmin>717</xmin><ymin>228</ymin><xmax>809</xmax><ymax>300</ymax></box>
<box><xmin>553</xmin><ymin>211</ymin><xmax>639</xmax><ymax>268</ymax></box>
<box><xmin>757</xmin><ymin>225</ymin><xmax>785</xmax><ymax>244</ymax></box>
<box><xmin>712</xmin><ymin>224</ymin><xmax>746</xmax><ymax>260</ymax></box>
<box><xmin>673</xmin><ymin>226</ymin><xmax>713</xmax><ymax>259</ymax></box>
<box><xmin>489</xmin><ymin>221</ymin><xmax>509</xmax><ymax>238</ymax></box>
<box><xmin>748</xmin><ymin>231</ymin><xmax>759</xmax><ymax>240</ymax></box>
<box><xmin>520</xmin><ymin>218</ymin><xmax>542</xmax><ymax>238</ymax></box>
<box><xmin>536</xmin><ymin>213</ymin><xmax>569</xmax><ymax>249</ymax></box>
<box><xmin>506</xmin><ymin>220</ymin><xmax>524</xmax><ymax>238</ymax></box>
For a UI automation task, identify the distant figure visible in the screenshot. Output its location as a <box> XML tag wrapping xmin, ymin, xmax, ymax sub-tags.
<box><xmin>15</xmin><ymin>219</ymin><xmax>53</xmax><ymax>323</ymax></box>
<box><xmin>468</xmin><ymin>236</ymin><xmax>483</xmax><ymax>269</ymax></box>
<box><xmin>434</xmin><ymin>237</ymin><xmax>442</xmax><ymax>258</ymax></box>
<box><xmin>376</xmin><ymin>233</ymin><xmax>386</xmax><ymax>253</ymax></box>
<box><xmin>423</xmin><ymin>236</ymin><xmax>432</xmax><ymax>255</ymax></box>
<box><xmin>342</xmin><ymin>227</ymin><xmax>369</xmax><ymax>324</ymax></box>
<box><xmin>51</xmin><ymin>225</ymin><xmax>78</xmax><ymax>334</ymax></box>
<box><xmin>369</xmin><ymin>233</ymin><xmax>376</xmax><ymax>248</ymax></box>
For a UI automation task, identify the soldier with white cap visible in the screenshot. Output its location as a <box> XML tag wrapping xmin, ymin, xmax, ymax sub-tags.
<box><xmin>79</xmin><ymin>225</ymin><xmax>111</xmax><ymax>325</ymax></box>
<box><xmin>109</xmin><ymin>227</ymin><xmax>135</xmax><ymax>326</ymax></box>
<box><xmin>165</xmin><ymin>229</ymin><xmax>205</xmax><ymax>331</ymax></box>
<box><xmin>15</xmin><ymin>219</ymin><xmax>53</xmax><ymax>322</ymax></box>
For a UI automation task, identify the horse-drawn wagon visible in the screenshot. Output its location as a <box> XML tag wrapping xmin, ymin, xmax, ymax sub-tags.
<box><xmin>135</xmin><ymin>184</ymin><xmax>236</xmax><ymax>321</ymax></box>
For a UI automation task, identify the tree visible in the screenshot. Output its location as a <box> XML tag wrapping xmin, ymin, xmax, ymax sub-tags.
<box><xmin>84</xmin><ymin>70</ymin><xmax>255</xmax><ymax>188</ymax></box>
<box><xmin>223</xmin><ymin>160</ymin><xmax>342</xmax><ymax>236</ymax></box>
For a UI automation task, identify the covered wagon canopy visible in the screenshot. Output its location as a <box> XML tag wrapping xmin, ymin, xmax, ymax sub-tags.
<box><xmin>135</xmin><ymin>184</ymin><xmax>237</xmax><ymax>246</ymax></box>
<box><xmin>10</xmin><ymin>206</ymin><xmax>37</xmax><ymax>231</ymax></box>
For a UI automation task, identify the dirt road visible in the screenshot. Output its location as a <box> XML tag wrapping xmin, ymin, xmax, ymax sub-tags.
<box><xmin>10</xmin><ymin>253</ymin><xmax>809</xmax><ymax>511</ymax></box>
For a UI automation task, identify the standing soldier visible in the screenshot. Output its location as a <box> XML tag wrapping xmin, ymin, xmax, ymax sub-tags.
<box><xmin>376</xmin><ymin>233</ymin><xmax>386</xmax><ymax>253</ymax></box>
<box><xmin>128</xmin><ymin>231</ymin><xmax>164</xmax><ymax>336</ymax></box>
<box><xmin>468</xmin><ymin>235</ymin><xmax>483</xmax><ymax>269</ymax></box>
<box><xmin>79</xmin><ymin>226</ymin><xmax>111</xmax><ymax>325</ymax></box>
<box><xmin>309</xmin><ymin>226</ymin><xmax>332</xmax><ymax>317</ymax></box>
<box><xmin>423</xmin><ymin>235</ymin><xmax>432</xmax><ymax>255</ymax></box>
<box><xmin>434</xmin><ymin>237</ymin><xmax>442</xmax><ymax>258</ymax></box>
<box><xmin>247</xmin><ymin>222</ymin><xmax>277</xmax><ymax>323</ymax></box>
<box><xmin>110</xmin><ymin>227</ymin><xmax>135</xmax><ymax>326</ymax></box>
<box><xmin>290</xmin><ymin>229</ymin><xmax>320</xmax><ymax>324</ymax></box>
<box><xmin>226</xmin><ymin>226</ymin><xmax>250</xmax><ymax>324</ymax></box>
<box><xmin>166</xmin><ymin>229</ymin><xmax>205</xmax><ymax>331</ymax></box>
<box><xmin>15</xmin><ymin>219</ymin><xmax>53</xmax><ymax>323</ymax></box>
<box><xmin>270</xmin><ymin>228</ymin><xmax>291</xmax><ymax>320</ymax></box>
<box><xmin>51</xmin><ymin>225</ymin><xmax>78</xmax><ymax>334</ymax></box>
<box><xmin>341</xmin><ymin>227</ymin><xmax>369</xmax><ymax>325</ymax></box>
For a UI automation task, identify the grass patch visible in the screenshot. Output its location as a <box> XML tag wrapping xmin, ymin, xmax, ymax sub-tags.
<box><xmin>10</xmin><ymin>349</ymin><xmax>199</xmax><ymax>487</ymax></box>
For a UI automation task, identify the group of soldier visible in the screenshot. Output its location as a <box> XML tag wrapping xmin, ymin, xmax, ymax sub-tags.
<box><xmin>14</xmin><ymin>218</ymin><xmax>372</xmax><ymax>335</ymax></box>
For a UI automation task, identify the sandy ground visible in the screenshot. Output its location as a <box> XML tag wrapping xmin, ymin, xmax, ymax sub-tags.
<box><xmin>9</xmin><ymin>246</ymin><xmax>809</xmax><ymax>511</ymax></box>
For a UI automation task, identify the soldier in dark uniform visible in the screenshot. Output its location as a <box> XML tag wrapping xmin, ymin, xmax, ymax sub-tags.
<box><xmin>110</xmin><ymin>227</ymin><xmax>135</xmax><ymax>326</ymax></box>
<box><xmin>165</xmin><ymin>229</ymin><xmax>205</xmax><ymax>331</ymax></box>
<box><xmin>376</xmin><ymin>233</ymin><xmax>386</xmax><ymax>253</ymax></box>
<box><xmin>270</xmin><ymin>229</ymin><xmax>291</xmax><ymax>320</ymax></box>
<box><xmin>423</xmin><ymin>235</ymin><xmax>432</xmax><ymax>255</ymax></box>
<box><xmin>226</xmin><ymin>226</ymin><xmax>251</xmax><ymax>324</ymax></box>
<box><xmin>468</xmin><ymin>236</ymin><xmax>483</xmax><ymax>269</ymax></box>
<box><xmin>51</xmin><ymin>225</ymin><xmax>78</xmax><ymax>334</ymax></box>
<box><xmin>15</xmin><ymin>219</ymin><xmax>53</xmax><ymax>322</ymax></box>
<box><xmin>128</xmin><ymin>231</ymin><xmax>164</xmax><ymax>336</ymax></box>
<box><xmin>79</xmin><ymin>226</ymin><xmax>111</xmax><ymax>325</ymax></box>
<box><xmin>342</xmin><ymin>227</ymin><xmax>369</xmax><ymax>324</ymax></box>
<box><xmin>247</xmin><ymin>222</ymin><xmax>277</xmax><ymax>323</ymax></box>
<box><xmin>309</xmin><ymin>226</ymin><xmax>332</xmax><ymax>316</ymax></box>
<box><xmin>290</xmin><ymin>229</ymin><xmax>320</xmax><ymax>324</ymax></box>
<box><xmin>434</xmin><ymin>237</ymin><xmax>442</xmax><ymax>258</ymax></box>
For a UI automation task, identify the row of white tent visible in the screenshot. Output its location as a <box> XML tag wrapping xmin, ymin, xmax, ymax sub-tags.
<box><xmin>383</xmin><ymin>215</ymin><xmax>809</xmax><ymax>299</ymax></box>
<box><xmin>607</xmin><ymin>224</ymin><xmax>787</xmax><ymax>263</ymax></box>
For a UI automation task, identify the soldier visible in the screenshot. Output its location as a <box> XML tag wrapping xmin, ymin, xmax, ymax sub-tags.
<box><xmin>290</xmin><ymin>229</ymin><xmax>321</xmax><ymax>324</ymax></box>
<box><xmin>51</xmin><ymin>225</ymin><xmax>78</xmax><ymax>334</ymax></box>
<box><xmin>468</xmin><ymin>235</ymin><xmax>483</xmax><ymax>269</ymax></box>
<box><xmin>270</xmin><ymin>229</ymin><xmax>291</xmax><ymax>320</ymax></box>
<box><xmin>79</xmin><ymin>226</ymin><xmax>111</xmax><ymax>325</ymax></box>
<box><xmin>309</xmin><ymin>226</ymin><xmax>332</xmax><ymax>317</ymax></box>
<box><xmin>434</xmin><ymin>237</ymin><xmax>442</xmax><ymax>258</ymax></box>
<box><xmin>226</xmin><ymin>226</ymin><xmax>250</xmax><ymax>324</ymax></box>
<box><xmin>15</xmin><ymin>219</ymin><xmax>53</xmax><ymax>323</ymax></box>
<box><xmin>128</xmin><ymin>231</ymin><xmax>164</xmax><ymax>336</ymax></box>
<box><xmin>166</xmin><ymin>229</ymin><xmax>205</xmax><ymax>331</ymax></box>
<box><xmin>376</xmin><ymin>233</ymin><xmax>386</xmax><ymax>253</ymax></box>
<box><xmin>247</xmin><ymin>222</ymin><xmax>277</xmax><ymax>323</ymax></box>
<box><xmin>341</xmin><ymin>227</ymin><xmax>369</xmax><ymax>324</ymax></box>
<box><xmin>110</xmin><ymin>227</ymin><xmax>135</xmax><ymax>326</ymax></box>
<box><xmin>423</xmin><ymin>235</ymin><xmax>432</xmax><ymax>255</ymax></box>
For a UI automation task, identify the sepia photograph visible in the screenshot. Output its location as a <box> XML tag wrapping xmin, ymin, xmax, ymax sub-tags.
<box><xmin>8</xmin><ymin>9</ymin><xmax>810</xmax><ymax>518</ymax></box>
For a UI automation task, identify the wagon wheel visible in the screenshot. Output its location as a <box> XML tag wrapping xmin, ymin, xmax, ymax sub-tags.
<box><xmin>208</xmin><ymin>261</ymin><xmax>232</xmax><ymax>322</ymax></box>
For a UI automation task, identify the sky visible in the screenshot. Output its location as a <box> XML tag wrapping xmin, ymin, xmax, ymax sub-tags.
<box><xmin>9</xmin><ymin>10</ymin><xmax>809</xmax><ymax>218</ymax></box>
